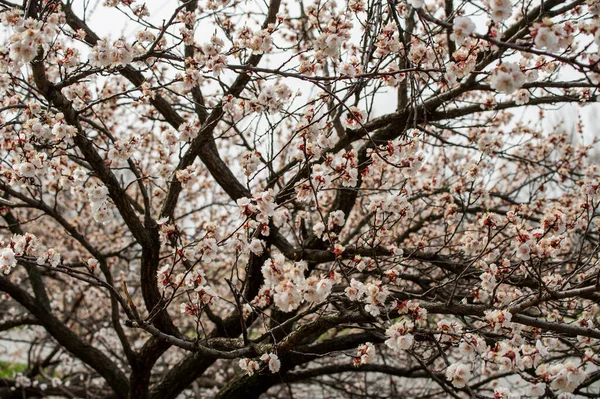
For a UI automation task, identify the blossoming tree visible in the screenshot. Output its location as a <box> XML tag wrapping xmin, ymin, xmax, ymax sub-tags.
<box><xmin>1</xmin><ymin>0</ymin><xmax>600</xmax><ymax>397</ymax></box>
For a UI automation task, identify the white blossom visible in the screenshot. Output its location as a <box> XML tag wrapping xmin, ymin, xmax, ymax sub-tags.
<box><xmin>385</xmin><ymin>319</ymin><xmax>415</xmax><ymax>351</ymax></box>
<box><xmin>249</xmin><ymin>238</ymin><xmax>265</xmax><ymax>255</ymax></box>
<box><xmin>485</xmin><ymin>309</ymin><xmax>513</xmax><ymax>332</ymax></box>
<box><xmin>0</xmin><ymin>248</ymin><xmax>17</xmax><ymax>274</ymax></box>
<box><xmin>547</xmin><ymin>362</ymin><xmax>586</xmax><ymax>393</ymax></box>
<box><xmin>445</xmin><ymin>362</ymin><xmax>472</xmax><ymax>388</ymax></box>
<box><xmin>490</xmin><ymin>62</ymin><xmax>526</xmax><ymax>94</ymax></box>
<box><xmin>260</xmin><ymin>353</ymin><xmax>281</xmax><ymax>373</ymax></box>
<box><xmin>490</xmin><ymin>0</ymin><xmax>512</xmax><ymax>22</ymax></box>
<box><xmin>238</xmin><ymin>358</ymin><xmax>260</xmax><ymax>376</ymax></box>
<box><xmin>527</xmin><ymin>382</ymin><xmax>546</xmax><ymax>397</ymax></box>
<box><xmin>451</xmin><ymin>17</ymin><xmax>475</xmax><ymax>46</ymax></box>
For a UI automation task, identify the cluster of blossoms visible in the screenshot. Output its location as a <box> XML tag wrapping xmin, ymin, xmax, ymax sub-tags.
<box><xmin>0</xmin><ymin>247</ymin><xmax>17</xmax><ymax>274</ymax></box>
<box><xmin>0</xmin><ymin>117</ymin><xmax>51</xmax><ymax>180</ymax></box>
<box><xmin>253</xmin><ymin>253</ymin><xmax>338</xmax><ymax>312</ymax></box>
<box><xmin>289</xmin><ymin>121</ymin><xmax>335</xmax><ymax>165</ymax></box>
<box><xmin>57</xmin><ymin>46</ymin><xmax>81</xmax><ymax>69</ymax></box>
<box><xmin>338</xmin><ymin>57</ymin><xmax>363</xmax><ymax>77</ymax></box>
<box><xmin>240</xmin><ymin>151</ymin><xmax>262</xmax><ymax>176</ymax></box>
<box><xmin>384</xmin><ymin>318</ymin><xmax>415</xmax><ymax>352</ymax></box>
<box><xmin>583</xmin><ymin>176</ymin><xmax>600</xmax><ymax>200</ymax></box>
<box><xmin>60</xmin><ymin>83</ymin><xmax>93</xmax><ymax>109</ymax></box>
<box><xmin>309</xmin><ymin>164</ymin><xmax>332</xmax><ymax>190</ymax></box>
<box><xmin>371</xmin><ymin>138</ymin><xmax>423</xmax><ymax>178</ymax></box>
<box><xmin>223</xmin><ymin>83</ymin><xmax>292</xmax><ymax>118</ymax></box>
<box><xmin>537</xmin><ymin>361</ymin><xmax>587</xmax><ymax>393</ymax></box>
<box><xmin>179</xmin><ymin>285</ymin><xmax>218</xmax><ymax>316</ymax></box>
<box><xmin>11</xmin><ymin>233</ymin><xmax>38</xmax><ymax>258</ymax></box>
<box><xmin>136</xmin><ymin>29</ymin><xmax>155</xmax><ymax>44</ymax></box>
<box><xmin>328</xmin><ymin>209</ymin><xmax>346</xmax><ymax>230</ymax></box>
<box><xmin>436</xmin><ymin>319</ymin><xmax>464</xmax><ymax>343</ymax></box>
<box><xmin>107</xmin><ymin>138</ymin><xmax>137</xmax><ymax>167</ymax></box>
<box><xmin>326</xmin><ymin>150</ymin><xmax>359</xmax><ymax>188</ymax></box>
<box><xmin>311</xmin><ymin>210</ymin><xmax>343</xmax><ymax>239</ymax></box>
<box><xmin>457</xmin><ymin>333</ymin><xmax>488</xmax><ymax>361</ymax></box>
<box><xmin>5</xmin><ymin>10</ymin><xmax>61</xmax><ymax>65</ymax></box>
<box><xmin>353</xmin><ymin>256</ymin><xmax>378</xmax><ymax>272</ymax></box>
<box><xmin>52</xmin><ymin>114</ymin><xmax>78</xmax><ymax>142</ymax></box>
<box><xmin>485</xmin><ymin>339</ymin><xmax>539</xmax><ymax>373</ymax></box>
<box><xmin>196</xmin><ymin>35</ymin><xmax>228</xmax><ymax>75</ymax></box>
<box><xmin>314</xmin><ymin>17</ymin><xmax>353</xmax><ymax>59</ymax></box>
<box><xmin>490</xmin><ymin>62</ymin><xmax>527</xmax><ymax>94</ymax></box>
<box><xmin>8</xmin><ymin>17</ymin><xmax>43</xmax><ymax>63</ymax></box>
<box><xmin>36</xmin><ymin>248</ymin><xmax>61</xmax><ymax>268</ymax></box>
<box><xmin>354</xmin><ymin>342</ymin><xmax>375</xmax><ymax>366</ymax></box>
<box><xmin>13</xmin><ymin>373</ymin><xmax>33</xmax><ymax>388</ymax></box>
<box><xmin>492</xmin><ymin>387</ymin><xmax>522</xmax><ymax>398</ymax></box>
<box><xmin>237</xmin><ymin>26</ymin><xmax>274</xmax><ymax>54</ymax></box>
<box><xmin>238</xmin><ymin>358</ymin><xmax>260</xmax><ymax>376</ymax></box>
<box><xmin>89</xmin><ymin>39</ymin><xmax>137</xmax><ymax>68</ymax></box>
<box><xmin>451</xmin><ymin>17</ymin><xmax>476</xmax><ymax>47</ymax></box>
<box><xmin>479</xmin><ymin>263</ymin><xmax>500</xmax><ymax>292</ymax></box>
<box><xmin>345</xmin><ymin>278</ymin><xmax>390</xmax><ymax>316</ymax></box>
<box><xmin>12</xmin><ymin>373</ymin><xmax>62</xmax><ymax>392</ymax></box>
<box><xmin>532</xmin><ymin>21</ymin><xmax>574</xmax><ymax>52</ymax></box>
<box><xmin>157</xmin><ymin>220</ymin><xmax>180</xmax><ymax>246</ymax></box>
<box><xmin>303</xmin><ymin>275</ymin><xmax>335</xmax><ymax>304</ymax></box>
<box><xmin>176</xmin><ymin>120</ymin><xmax>200</xmax><ymax>143</ymax></box>
<box><xmin>246</xmin><ymin>237</ymin><xmax>264</xmax><ymax>256</ymax></box>
<box><xmin>13</xmin><ymin>161</ymin><xmax>36</xmax><ymax>179</ymax></box>
<box><xmin>408</xmin><ymin>38</ymin><xmax>437</xmax><ymax>67</ymax></box>
<box><xmin>221</xmin><ymin>96</ymin><xmax>248</xmax><ymax>122</ymax></box>
<box><xmin>164</xmin><ymin>162</ymin><xmax>186</xmax><ymax>187</ymax></box>
<box><xmin>369</xmin><ymin>194</ymin><xmax>414</xmax><ymax>219</ymax></box>
<box><xmin>191</xmin><ymin>237</ymin><xmax>220</xmax><ymax>263</ymax></box>
<box><xmin>256</xmin><ymin>255</ymin><xmax>306</xmax><ymax>311</ymax></box>
<box><xmin>468</xmin><ymin>128</ymin><xmax>503</xmax><ymax>155</ymax></box>
<box><xmin>485</xmin><ymin>309</ymin><xmax>513</xmax><ymax>332</ymax></box>
<box><xmin>87</xmin><ymin>184</ymin><xmax>115</xmax><ymax>224</ymax></box>
<box><xmin>445</xmin><ymin>362</ymin><xmax>472</xmax><ymax>388</ymax></box>
<box><xmin>396</xmin><ymin>300</ymin><xmax>428</xmax><ymax>325</ymax></box>
<box><xmin>238</xmin><ymin>353</ymin><xmax>280</xmax><ymax>376</ymax></box>
<box><xmin>237</xmin><ymin>189</ymin><xmax>288</xmax><ymax>229</ymax></box>
<box><xmin>489</xmin><ymin>0</ymin><xmax>513</xmax><ymax>22</ymax></box>
<box><xmin>340</xmin><ymin>107</ymin><xmax>366</xmax><ymax>130</ymax></box>
<box><xmin>374</xmin><ymin>23</ymin><xmax>402</xmax><ymax>58</ymax></box>
<box><xmin>513</xmin><ymin>89</ymin><xmax>531</xmax><ymax>105</ymax></box>
<box><xmin>181</xmin><ymin>66</ymin><xmax>203</xmax><ymax>92</ymax></box>
<box><xmin>512</xmin><ymin>223</ymin><xmax>567</xmax><ymax>262</ymax></box>
<box><xmin>527</xmin><ymin>383</ymin><xmax>548</xmax><ymax>397</ymax></box>
<box><xmin>460</xmin><ymin>232</ymin><xmax>487</xmax><ymax>254</ymax></box>
<box><xmin>156</xmin><ymin>263</ymin><xmax>217</xmax><ymax>315</ymax></box>
<box><xmin>260</xmin><ymin>353</ymin><xmax>280</xmax><ymax>373</ymax></box>
<box><xmin>253</xmin><ymin>83</ymin><xmax>293</xmax><ymax>114</ymax></box>
<box><xmin>380</xmin><ymin>62</ymin><xmax>406</xmax><ymax>87</ymax></box>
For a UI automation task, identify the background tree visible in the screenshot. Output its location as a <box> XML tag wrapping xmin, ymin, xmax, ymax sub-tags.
<box><xmin>1</xmin><ymin>0</ymin><xmax>600</xmax><ymax>397</ymax></box>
